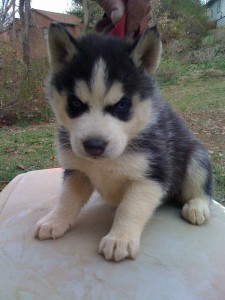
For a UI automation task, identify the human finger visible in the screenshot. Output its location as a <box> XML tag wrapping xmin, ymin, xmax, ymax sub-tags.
<box><xmin>95</xmin><ymin>0</ymin><xmax>125</xmax><ymax>24</ymax></box>
<box><xmin>126</xmin><ymin>0</ymin><xmax>152</xmax><ymax>37</ymax></box>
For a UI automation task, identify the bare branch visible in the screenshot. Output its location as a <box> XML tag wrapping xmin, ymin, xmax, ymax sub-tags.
<box><xmin>0</xmin><ymin>0</ymin><xmax>14</xmax><ymax>31</ymax></box>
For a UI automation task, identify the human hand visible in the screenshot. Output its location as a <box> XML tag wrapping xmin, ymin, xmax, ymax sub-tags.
<box><xmin>95</xmin><ymin>0</ymin><xmax>152</xmax><ymax>37</ymax></box>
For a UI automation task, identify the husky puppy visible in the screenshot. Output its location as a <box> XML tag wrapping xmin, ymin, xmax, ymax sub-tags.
<box><xmin>35</xmin><ymin>23</ymin><xmax>213</xmax><ymax>262</ymax></box>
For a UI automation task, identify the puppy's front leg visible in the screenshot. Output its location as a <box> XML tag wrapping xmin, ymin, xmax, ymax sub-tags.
<box><xmin>99</xmin><ymin>180</ymin><xmax>163</xmax><ymax>262</ymax></box>
<box><xmin>35</xmin><ymin>170</ymin><xmax>93</xmax><ymax>240</ymax></box>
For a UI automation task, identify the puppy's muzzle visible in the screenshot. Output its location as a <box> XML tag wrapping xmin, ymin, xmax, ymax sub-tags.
<box><xmin>83</xmin><ymin>137</ymin><xmax>107</xmax><ymax>157</ymax></box>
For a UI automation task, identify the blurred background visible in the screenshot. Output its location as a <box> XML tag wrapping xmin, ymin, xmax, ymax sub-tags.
<box><xmin>0</xmin><ymin>0</ymin><xmax>224</xmax><ymax>204</ymax></box>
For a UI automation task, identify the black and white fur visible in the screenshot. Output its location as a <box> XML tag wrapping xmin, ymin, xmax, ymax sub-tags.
<box><xmin>34</xmin><ymin>23</ymin><xmax>213</xmax><ymax>262</ymax></box>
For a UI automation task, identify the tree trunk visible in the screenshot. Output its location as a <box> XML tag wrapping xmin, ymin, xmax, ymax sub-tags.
<box><xmin>19</xmin><ymin>0</ymin><xmax>31</xmax><ymax>66</ymax></box>
<box><xmin>82</xmin><ymin>0</ymin><xmax>90</xmax><ymax>33</ymax></box>
<box><xmin>12</xmin><ymin>0</ymin><xmax>16</xmax><ymax>46</ymax></box>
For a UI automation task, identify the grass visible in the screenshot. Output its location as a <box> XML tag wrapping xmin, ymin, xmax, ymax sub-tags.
<box><xmin>162</xmin><ymin>76</ymin><xmax>225</xmax><ymax>111</ymax></box>
<box><xmin>0</xmin><ymin>77</ymin><xmax>224</xmax><ymax>205</ymax></box>
<box><xmin>0</xmin><ymin>124</ymin><xmax>57</xmax><ymax>189</ymax></box>
<box><xmin>161</xmin><ymin>76</ymin><xmax>225</xmax><ymax>204</ymax></box>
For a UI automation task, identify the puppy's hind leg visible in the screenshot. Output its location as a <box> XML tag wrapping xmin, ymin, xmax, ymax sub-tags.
<box><xmin>34</xmin><ymin>170</ymin><xmax>93</xmax><ymax>240</ymax></box>
<box><xmin>181</xmin><ymin>148</ymin><xmax>213</xmax><ymax>226</ymax></box>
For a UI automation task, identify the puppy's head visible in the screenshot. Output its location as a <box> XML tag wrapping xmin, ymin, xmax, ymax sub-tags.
<box><xmin>47</xmin><ymin>23</ymin><xmax>162</xmax><ymax>160</ymax></box>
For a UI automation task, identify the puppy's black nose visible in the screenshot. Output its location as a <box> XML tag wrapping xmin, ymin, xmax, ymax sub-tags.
<box><xmin>83</xmin><ymin>137</ymin><xmax>107</xmax><ymax>157</ymax></box>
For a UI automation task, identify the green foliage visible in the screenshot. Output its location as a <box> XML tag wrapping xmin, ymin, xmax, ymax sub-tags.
<box><xmin>68</xmin><ymin>3</ymin><xmax>84</xmax><ymax>19</ymax></box>
<box><xmin>157</xmin><ymin>55</ymin><xmax>188</xmax><ymax>86</ymax></box>
<box><xmin>158</xmin><ymin>49</ymin><xmax>225</xmax><ymax>87</ymax></box>
<box><xmin>203</xmin><ymin>28</ymin><xmax>225</xmax><ymax>46</ymax></box>
<box><xmin>202</xmin><ymin>34</ymin><xmax>215</xmax><ymax>46</ymax></box>
<box><xmin>68</xmin><ymin>0</ymin><xmax>103</xmax><ymax>26</ymax></box>
<box><xmin>157</xmin><ymin>28</ymin><xmax>225</xmax><ymax>87</ymax></box>
<box><xmin>0</xmin><ymin>40</ymin><xmax>51</xmax><ymax>125</ymax></box>
<box><xmin>152</xmin><ymin>0</ymin><xmax>207</xmax><ymax>47</ymax></box>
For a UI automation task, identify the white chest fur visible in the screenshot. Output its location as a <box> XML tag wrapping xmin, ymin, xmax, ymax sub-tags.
<box><xmin>59</xmin><ymin>149</ymin><xmax>149</xmax><ymax>206</ymax></box>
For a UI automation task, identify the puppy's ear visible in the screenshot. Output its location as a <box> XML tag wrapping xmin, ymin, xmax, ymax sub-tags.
<box><xmin>131</xmin><ymin>26</ymin><xmax>162</xmax><ymax>76</ymax></box>
<box><xmin>48</xmin><ymin>23</ymin><xmax>78</xmax><ymax>71</ymax></box>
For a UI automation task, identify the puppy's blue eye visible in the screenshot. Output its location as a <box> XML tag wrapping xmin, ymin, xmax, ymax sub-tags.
<box><xmin>104</xmin><ymin>96</ymin><xmax>132</xmax><ymax>122</ymax></box>
<box><xmin>115</xmin><ymin>98</ymin><xmax>130</xmax><ymax>112</ymax></box>
<box><xmin>67</xmin><ymin>95</ymin><xmax>89</xmax><ymax>118</ymax></box>
<box><xmin>70</xmin><ymin>97</ymin><xmax>82</xmax><ymax>108</ymax></box>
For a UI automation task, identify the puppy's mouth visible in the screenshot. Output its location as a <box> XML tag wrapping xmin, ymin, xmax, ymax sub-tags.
<box><xmin>86</xmin><ymin>154</ymin><xmax>107</xmax><ymax>160</ymax></box>
<box><xmin>79</xmin><ymin>149</ymin><xmax>120</xmax><ymax>161</ymax></box>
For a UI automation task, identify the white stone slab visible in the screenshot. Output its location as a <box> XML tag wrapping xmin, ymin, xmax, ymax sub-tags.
<box><xmin>0</xmin><ymin>169</ymin><xmax>225</xmax><ymax>300</ymax></box>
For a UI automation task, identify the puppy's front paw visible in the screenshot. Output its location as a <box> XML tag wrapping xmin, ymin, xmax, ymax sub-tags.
<box><xmin>34</xmin><ymin>213</ymin><xmax>72</xmax><ymax>240</ymax></box>
<box><xmin>182</xmin><ymin>198</ymin><xmax>210</xmax><ymax>225</ymax></box>
<box><xmin>99</xmin><ymin>235</ymin><xmax>139</xmax><ymax>262</ymax></box>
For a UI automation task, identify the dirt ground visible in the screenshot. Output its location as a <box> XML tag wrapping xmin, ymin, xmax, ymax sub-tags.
<box><xmin>183</xmin><ymin>108</ymin><xmax>225</xmax><ymax>152</ymax></box>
